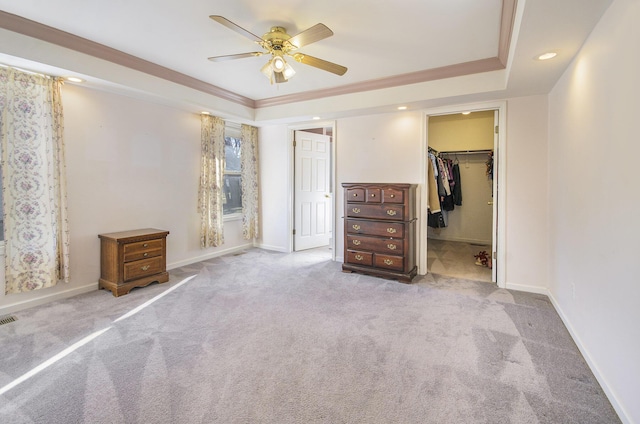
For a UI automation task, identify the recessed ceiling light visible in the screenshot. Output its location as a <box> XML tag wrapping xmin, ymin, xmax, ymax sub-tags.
<box><xmin>462</xmin><ymin>111</ymin><xmax>471</xmax><ymax>115</ymax></box>
<box><xmin>65</xmin><ymin>76</ymin><xmax>84</xmax><ymax>83</ymax></box>
<box><xmin>536</xmin><ymin>52</ymin><xmax>557</xmax><ymax>61</ymax></box>
<box><xmin>397</xmin><ymin>106</ymin><xmax>407</xmax><ymax>110</ymax></box>
<box><xmin>200</xmin><ymin>111</ymin><xmax>210</xmax><ymax>115</ymax></box>
<box><xmin>312</xmin><ymin>116</ymin><xmax>321</xmax><ymax>120</ymax></box>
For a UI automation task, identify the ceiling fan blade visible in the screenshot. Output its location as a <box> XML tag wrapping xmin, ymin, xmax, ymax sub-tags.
<box><xmin>286</xmin><ymin>23</ymin><xmax>333</xmax><ymax>49</ymax></box>
<box><xmin>208</xmin><ymin>52</ymin><xmax>264</xmax><ymax>62</ymax></box>
<box><xmin>292</xmin><ymin>53</ymin><xmax>347</xmax><ymax>76</ymax></box>
<box><xmin>209</xmin><ymin>15</ymin><xmax>264</xmax><ymax>43</ymax></box>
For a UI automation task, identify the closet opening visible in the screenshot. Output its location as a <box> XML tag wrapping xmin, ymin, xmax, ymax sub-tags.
<box><xmin>425</xmin><ymin>110</ymin><xmax>498</xmax><ymax>283</ymax></box>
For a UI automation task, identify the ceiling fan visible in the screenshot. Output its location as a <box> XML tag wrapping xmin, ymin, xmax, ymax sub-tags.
<box><xmin>208</xmin><ymin>15</ymin><xmax>348</xmax><ymax>84</ymax></box>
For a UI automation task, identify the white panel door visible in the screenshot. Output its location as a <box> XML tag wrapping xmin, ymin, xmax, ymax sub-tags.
<box><xmin>294</xmin><ymin>130</ymin><xmax>331</xmax><ymax>251</ymax></box>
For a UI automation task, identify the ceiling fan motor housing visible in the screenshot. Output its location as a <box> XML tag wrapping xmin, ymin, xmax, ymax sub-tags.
<box><xmin>262</xmin><ymin>26</ymin><xmax>291</xmax><ymax>52</ymax></box>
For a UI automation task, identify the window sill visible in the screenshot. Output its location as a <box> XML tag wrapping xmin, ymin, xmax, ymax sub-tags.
<box><xmin>223</xmin><ymin>213</ymin><xmax>242</xmax><ymax>222</ymax></box>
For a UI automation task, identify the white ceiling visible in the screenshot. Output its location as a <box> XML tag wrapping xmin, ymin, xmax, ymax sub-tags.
<box><xmin>0</xmin><ymin>0</ymin><xmax>613</xmax><ymax>124</ymax></box>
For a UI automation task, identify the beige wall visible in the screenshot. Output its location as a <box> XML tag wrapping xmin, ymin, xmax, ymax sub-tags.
<box><xmin>0</xmin><ymin>84</ymin><xmax>252</xmax><ymax>314</ymax></box>
<box><xmin>548</xmin><ymin>0</ymin><xmax>639</xmax><ymax>420</ymax></box>
<box><xmin>428</xmin><ymin>110</ymin><xmax>495</xmax><ymax>152</ymax></box>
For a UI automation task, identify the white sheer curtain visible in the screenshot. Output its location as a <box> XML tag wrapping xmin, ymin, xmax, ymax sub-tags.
<box><xmin>198</xmin><ymin>114</ymin><xmax>225</xmax><ymax>247</ymax></box>
<box><xmin>240</xmin><ymin>124</ymin><xmax>259</xmax><ymax>240</ymax></box>
<box><xmin>0</xmin><ymin>67</ymin><xmax>70</xmax><ymax>294</ymax></box>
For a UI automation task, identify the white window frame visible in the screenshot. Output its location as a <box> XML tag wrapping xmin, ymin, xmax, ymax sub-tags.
<box><xmin>223</xmin><ymin>122</ymin><xmax>242</xmax><ymax>221</ymax></box>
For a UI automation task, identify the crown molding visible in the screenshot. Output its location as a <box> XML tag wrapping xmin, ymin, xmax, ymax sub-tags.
<box><xmin>255</xmin><ymin>57</ymin><xmax>505</xmax><ymax>108</ymax></box>
<box><xmin>0</xmin><ymin>10</ymin><xmax>255</xmax><ymax>108</ymax></box>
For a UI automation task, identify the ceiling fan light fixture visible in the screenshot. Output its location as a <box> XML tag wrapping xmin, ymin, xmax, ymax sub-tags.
<box><xmin>282</xmin><ymin>61</ymin><xmax>296</xmax><ymax>79</ymax></box>
<box><xmin>261</xmin><ymin>55</ymin><xmax>295</xmax><ymax>84</ymax></box>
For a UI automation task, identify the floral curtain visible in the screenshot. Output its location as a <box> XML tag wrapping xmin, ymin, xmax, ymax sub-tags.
<box><xmin>0</xmin><ymin>67</ymin><xmax>70</xmax><ymax>294</ymax></box>
<box><xmin>240</xmin><ymin>124</ymin><xmax>259</xmax><ymax>240</ymax></box>
<box><xmin>198</xmin><ymin>114</ymin><xmax>225</xmax><ymax>247</ymax></box>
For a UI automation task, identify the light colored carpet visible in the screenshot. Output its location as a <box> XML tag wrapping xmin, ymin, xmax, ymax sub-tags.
<box><xmin>0</xmin><ymin>248</ymin><xmax>620</xmax><ymax>423</ymax></box>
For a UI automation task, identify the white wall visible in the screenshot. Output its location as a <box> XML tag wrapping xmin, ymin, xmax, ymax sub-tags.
<box><xmin>548</xmin><ymin>0</ymin><xmax>639</xmax><ymax>421</ymax></box>
<box><xmin>335</xmin><ymin>112</ymin><xmax>425</xmax><ymax>260</ymax></box>
<box><xmin>258</xmin><ymin>102</ymin><xmax>550</xmax><ymax>293</ymax></box>
<box><xmin>0</xmin><ymin>84</ymin><xmax>251</xmax><ymax>314</ymax></box>
<box><xmin>256</xmin><ymin>125</ymin><xmax>290</xmax><ymax>252</ymax></box>
<box><xmin>504</xmin><ymin>95</ymin><xmax>550</xmax><ymax>292</ymax></box>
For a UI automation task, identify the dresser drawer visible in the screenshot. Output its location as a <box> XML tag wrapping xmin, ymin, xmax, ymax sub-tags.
<box><xmin>347</xmin><ymin>250</ymin><xmax>373</xmax><ymax>266</ymax></box>
<box><xmin>347</xmin><ymin>235</ymin><xmax>404</xmax><ymax>254</ymax></box>
<box><xmin>365</xmin><ymin>188</ymin><xmax>381</xmax><ymax>203</ymax></box>
<box><xmin>347</xmin><ymin>203</ymin><xmax>404</xmax><ymax>220</ymax></box>
<box><xmin>347</xmin><ymin>219</ymin><xmax>405</xmax><ymax>238</ymax></box>
<box><xmin>383</xmin><ymin>188</ymin><xmax>404</xmax><ymax>203</ymax></box>
<box><xmin>123</xmin><ymin>239</ymin><xmax>164</xmax><ymax>262</ymax></box>
<box><xmin>124</xmin><ymin>256</ymin><xmax>164</xmax><ymax>282</ymax></box>
<box><xmin>347</xmin><ymin>188</ymin><xmax>365</xmax><ymax>202</ymax></box>
<box><xmin>374</xmin><ymin>254</ymin><xmax>405</xmax><ymax>271</ymax></box>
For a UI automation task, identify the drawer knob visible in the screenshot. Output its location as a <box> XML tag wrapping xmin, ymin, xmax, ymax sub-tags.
<box><xmin>386</xmin><ymin>210</ymin><xmax>397</xmax><ymax>216</ymax></box>
<box><xmin>387</xmin><ymin>228</ymin><xmax>397</xmax><ymax>234</ymax></box>
<box><xmin>352</xmin><ymin>239</ymin><xmax>361</xmax><ymax>246</ymax></box>
<box><xmin>387</xmin><ymin>244</ymin><xmax>397</xmax><ymax>250</ymax></box>
<box><xmin>143</xmin><ymin>243</ymin><xmax>148</xmax><ymax>247</ymax></box>
<box><xmin>353</xmin><ymin>193</ymin><xmax>358</xmax><ymax>197</ymax></box>
<box><xmin>352</xmin><ymin>224</ymin><xmax>361</xmax><ymax>231</ymax></box>
<box><xmin>352</xmin><ymin>207</ymin><xmax>361</xmax><ymax>214</ymax></box>
<box><xmin>384</xmin><ymin>259</ymin><xmax>394</xmax><ymax>265</ymax></box>
<box><xmin>370</xmin><ymin>193</ymin><xmax>376</xmax><ymax>197</ymax></box>
<box><xmin>141</xmin><ymin>265</ymin><xmax>151</xmax><ymax>271</ymax></box>
<box><xmin>390</xmin><ymin>194</ymin><xmax>395</xmax><ymax>198</ymax></box>
<box><xmin>355</xmin><ymin>254</ymin><xmax>364</xmax><ymax>261</ymax></box>
<box><xmin>143</xmin><ymin>252</ymin><xmax>148</xmax><ymax>257</ymax></box>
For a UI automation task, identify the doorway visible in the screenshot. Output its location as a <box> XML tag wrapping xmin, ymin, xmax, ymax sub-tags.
<box><xmin>423</xmin><ymin>105</ymin><xmax>504</xmax><ymax>285</ymax></box>
<box><xmin>291</xmin><ymin>124</ymin><xmax>336</xmax><ymax>259</ymax></box>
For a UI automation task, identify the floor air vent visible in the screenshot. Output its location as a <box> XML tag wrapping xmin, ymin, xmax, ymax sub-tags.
<box><xmin>0</xmin><ymin>315</ymin><xmax>17</xmax><ymax>326</ymax></box>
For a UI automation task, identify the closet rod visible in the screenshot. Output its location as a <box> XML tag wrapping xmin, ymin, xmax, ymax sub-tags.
<box><xmin>439</xmin><ymin>149</ymin><xmax>492</xmax><ymax>155</ymax></box>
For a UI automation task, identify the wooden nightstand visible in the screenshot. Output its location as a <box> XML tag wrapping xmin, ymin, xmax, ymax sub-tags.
<box><xmin>98</xmin><ymin>228</ymin><xmax>170</xmax><ymax>297</ymax></box>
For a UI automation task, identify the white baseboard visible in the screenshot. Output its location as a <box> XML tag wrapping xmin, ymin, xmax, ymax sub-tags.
<box><xmin>546</xmin><ymin>291</ymin><xmax>630</xmax><ymax>424</ymax></box>
<box><xmin>252</xmin><ymin>243</ymin><xmax>289</xmax><ymax>253</ymax></box>
<box><xmin>167</xmin><ymin>243</ymin><xmax>255</xmax><ymax>269</ymax></box>
<box><xmin>0</xmin><ymin>282</ymin><xmax>98</xmax><ymax>316</ymax></box>
<box><xmin>505</xmin><ymin>282</ymin><xmax>550</xmax><ymax>295</ymax></box>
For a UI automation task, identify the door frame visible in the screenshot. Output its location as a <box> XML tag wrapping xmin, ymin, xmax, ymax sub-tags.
<box><xmin>287</xmin><ymin>120</ymin><xmax>337</xmax><ymax>260</ymax></box>
<box><xmin>421</xmin><ymin>101</ymin><xmax>506</xmax><ymax>288</ymax></box>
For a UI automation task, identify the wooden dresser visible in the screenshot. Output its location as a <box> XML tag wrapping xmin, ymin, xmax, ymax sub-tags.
<box><xmin>342</xmin><ymin>183</ymin><xmax>417</xmax><ymax>282</ymax></box>
<box><xmin>98</xmin><ymin>228</ymin><xmax>170</xmax><ymax>297</ymax></box>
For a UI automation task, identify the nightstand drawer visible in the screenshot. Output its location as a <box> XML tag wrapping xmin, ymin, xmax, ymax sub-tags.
<box><xmin>124</xmin><ymin>257</ymin><xmax>163</xmax><ymax>281</ymax></box>
<box><xmin>123</xmin><ymin>239</ymin><xmax>164</xmax><ymax>262</ymax></box>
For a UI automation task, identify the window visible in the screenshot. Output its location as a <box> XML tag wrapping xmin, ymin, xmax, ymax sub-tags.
<box><xmin>223</xmin><ymin>131</ymin><xmax>242</xmax><ymax>216</ymax></box>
